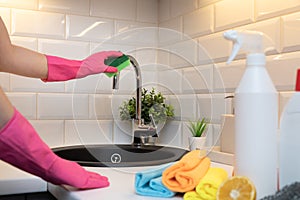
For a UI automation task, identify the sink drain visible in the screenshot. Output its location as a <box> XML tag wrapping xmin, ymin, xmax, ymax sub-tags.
<box><xmin>110</xmin><ymin>153</ymin><xmax>122</xmax><ymax>164</ymax></box>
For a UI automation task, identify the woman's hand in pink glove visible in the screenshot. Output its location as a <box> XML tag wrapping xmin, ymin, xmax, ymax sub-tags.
<box><xmin>44</xmin><ymin>51</ymin><xmax>123</xmax><ymax>82</ymax></box>
<box><xmin>78</xmin><ymin>51</ymin><xmax>123</xmax><ymax>77</ymax></box>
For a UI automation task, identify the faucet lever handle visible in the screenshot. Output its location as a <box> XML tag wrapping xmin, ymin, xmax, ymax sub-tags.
<box><xmin>149</xmin><ymin>114</ymin><xmax>157</xmax><ymax>129</ymax></box>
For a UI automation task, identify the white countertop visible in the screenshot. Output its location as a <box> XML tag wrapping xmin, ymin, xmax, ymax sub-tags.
<box><xmin>0</xmin><ymin>161</ymin><xmax>47</xmax><ymax>195</ymax></box>
<box><xmin>0</xmin><ymin>160</ymin><xmax>233</xmax><ymax>199</ymax></box>
<box><xmin>48</xmin><ymin>166</ymin><xmax>184</xmax><ymax>200</ymax></box>
<box><xmin>48</xmin><ymin>162</ymin><xmax>233</xmax><ymax>200</ymax></box>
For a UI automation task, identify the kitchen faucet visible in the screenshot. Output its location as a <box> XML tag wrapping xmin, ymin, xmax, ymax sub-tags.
<box><xmin>112</xmin><ymin>55</ymin><xmax>158</xmax><ymax>146</ymax></box>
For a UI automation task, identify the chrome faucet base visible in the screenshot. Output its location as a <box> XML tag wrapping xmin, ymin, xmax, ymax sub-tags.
<box><xmin>140</xmin><ymin>135</ymin><xmax>158</xmax><ymax>146</ymax></box>
<box><xmin>132</xmin><ymin>119</ymin><xmax>158</xmax><ymax>146</ymax></box>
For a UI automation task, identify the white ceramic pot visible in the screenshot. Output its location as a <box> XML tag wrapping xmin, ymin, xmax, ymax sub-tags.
<box><xmin>188</xmin><ymin>136</ymin><xmax>206</xmax><ymax>151</ymax></box>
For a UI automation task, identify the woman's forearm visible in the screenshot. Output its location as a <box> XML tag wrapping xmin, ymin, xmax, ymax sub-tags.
<box><xmin>0</xmin><ymin>17</ymin><xmax>48</xmax><ymax>79</ymax></box>
<box><xmin>9</xmin><ymin>45</ymin><xmax>48</xmax><ymax>79</ymax></box>
<box><xmin>0</xmin><ymin>17</ymin><xmax>122</xmax><ymax>82</ymax></box>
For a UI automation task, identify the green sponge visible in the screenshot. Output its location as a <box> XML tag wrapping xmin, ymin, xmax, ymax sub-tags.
<box><xmin>104</xmin><ymin>55</ymin><xmax>130</xmax><ymax>77</ymax></box>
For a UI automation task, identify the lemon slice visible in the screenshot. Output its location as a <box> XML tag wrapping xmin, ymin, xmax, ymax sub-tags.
<box><xmin>217</xmin><ymin>176</ymin><xmax>256</xmax><ymax>200</ymax></box>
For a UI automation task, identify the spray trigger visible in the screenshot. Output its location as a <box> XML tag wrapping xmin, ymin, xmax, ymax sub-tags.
<box><xmin>223</xmin><ymin>30</ymin><xmax>241</xmax><ymax>64</ymax></box>
<box><xmin>223</xmin><ymin>30</ymin><xmax>268</xmax><ymax>65</ymax></box>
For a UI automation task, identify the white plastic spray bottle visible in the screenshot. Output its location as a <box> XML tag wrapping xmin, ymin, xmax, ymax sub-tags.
<box><xmin>279</xmin><ymin>69</ymin><xmax>300</xmax><ymax>189</ymax></box>
<box><xmin>223</xmin><ymin>30</ymin><xmax>278</xmax><ymax>199</ymax></box>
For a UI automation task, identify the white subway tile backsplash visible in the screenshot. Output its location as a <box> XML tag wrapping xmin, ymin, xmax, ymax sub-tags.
<box><xmin>211</xmin><ymin>124</ymin><xmax>221</xmax><ymax>147</ymax></box>
<box><xmin>0</xmin><ymin>73</ymin><xmax>9</xmax><ymax>91</ymax></box>
<box><xmin>91</xmin><ymin>42</ymin><xmax>135</xmax><ymax>56</ymax></box>
<box><xmin>266</xmin><ymin>52</ymin><xmax>300</xmax><ymax>91</ymax></box>
<box><xmin>11</xmin><ymin>36</ymin><xmax>37</xmax><ymax>51</ymax></box>
<box><xmin>159</xmin><ymin>17</ymin><xmax>183</xmax><ymax>45</ymax></box>
<box><xmin>111</xmin><ymin>94</ymin><xmax>131</xmax><ymax>122</ymax></box>
<box><xmin>0</xmin><ymin>0</ymin><xmax>37</xmax><ymax>10</ymax></box>
<box><xmin>256</xmin><ymin>0</ymin><xmax>300</xmax><ymax>21</ymax></box>
<box><xmin>198</xmin><ymin>0</ymin><xmax>222</xmax><ymax>8</ymax></box>
<box><xmin>39</xmin><ymin>0</ymin><xmax>90</xmax><ymax>15</ymax></box>
<box><xmin>168</xmin><ymin>39</ymin><xmax>198</xmax><ymax>68</ymax></box>
<box><xmin>214</xmin><ymin>60</ymin><xmax>245</xmax><ymax>93</ymax></box>
<box><xmin>89</xmin><ymin>94</ymin><xmax>113</xmax><ymax>120</ymax></box>
<box><xmin>182</xmin><ymin>64</ymin><xmax>213</xmax><ymax>93</ymax></box>
<box><xmin>137</xmin><ymin>0</ymin><xmax>158</xmax><ymax>23</ymax></box>
<box><xmin>157</xmin><ymin>120</ymin><xmax>182</xmax><ymax>147</ymax></box>
<box><xmin>6</xmin><ymin>0</ymin><xmax>300</xmax><ymax>147</ymax></box>
<box><xmin>197</xmin><ymin>93</ymin><xmax>227</xmax><ymax>124</ymax></box>
<box><xmin>135</xmin><ymin>49</ymin><xmax>158</xmax><ymax>68</ymax></box>
<box><xmin>282</xmin><ymin>12</ymin><xmax>300</xmax><ymax>53</ymax></box>
<box><xmin>113</xmin><ymin>120</ymin><xmax>133</xmax><ymax>144</ymax></box>
<box><xmin>182</xmin><ymin>121</ymin><xmax>192</xmax><ymax>149</ymax></box>
<box><xmin>157</xmin><ymin>50</ymin><xmax>170</xmax><ymax>67</ymax></box>
<box><xmin>0</xmin><ymin>7</ymin><xmax>11</xmax><ymax>34</ymax></box>
<box><xmin>140</xmin><ymin>69</ymin><xmax>158</xmax><ymax>91</ymax></box>
<box><xmin>237</xmin><ymin>18</ymin><xmax>281</xmax><ymax>54</ymax></box>
<box><xmin>115</xmin><ymin>20</ymin><xmax>143</xmax><ymax>34</ymax></box>
<box><xmin>90</xmin><ymin>0</ymin><xmax>136</xmax><ymax>20</ymax></box>
<box><xmin>38</xmin><ymin>39</ymin><xmax>90</xmax><ymax>59</ymax></box>
<box><xmin>113</xmin><ymin>68</ymin><xmax>136</xmax><ymax>93</ymax></box>
<box><xmin>166</xmin><ymin>94</ymin><xmax>181</xmax><ymax>121</ymax></box>
<box><xmin>30</xmin><ymin>120</ymin><xmax>64</xmax><ymax>147</ymax></box>
<box><xmin>66</xmin><ymin>15</ymin><xmax>114</xmax><ymax>42</ymax></box>
<box><xmin>65</xmin><ymin>74</ymin><xmax>113</xmax><ymax>94</ymax></box>
<box><xmin>37</xmin><ymin>93</ymin><xmax>89</xmax><ymax>119</ymax></box>
<box><xmin>198</xmin><ymin>32</ymin><xmax>230</xmax><ymax>63</ymax></box>
<box><xmin>94</xmin><ymin>74</ymin><xmax>116</xmax><ymax>94</ymax></box>
<box><xmin>215</xmin><ymin>0</ymin><xmax>254</xmax><ymax>31</ymax></box>
<box><xmin>183</xmin><ymin>5</ymin><xmax>213</xmax><ymax>37</ymax></box>
<box><xmin>177</xmin><ymin>95</ymin><xmax>197</xmax><ymax>121</ymax></box>
<box><xmin>7</xmin><ymin>93</ymin><xmax>36</xmax><ymax>119</ymax></box>
<box><xmin>196</xmin><ymin>94</ymin><xmax>212</xmax><ymax>119</ymax></box>
<box><xmin>157</xmin><ymin>68</ymin><xmax>182</xmax><ymax>94</ymax></box>
<box><xmin>65</xmin><ymin>120</ymin><xmax>113</xmax><ymax>145</ymax></box>
<box><xmin>11</xmin><ymin>9</ymin><xmax>65</xmax><ymax>39</ymax></box>
<box><xmin>158</xmin><ymin>0</ymin><xmax>170</xmax><ymax>22</ymax></box>
<box><xmin>10</xmin><ymin>74</ymin><xmax>64</xmax><ymax>93</ymax></box>
<box><xmin>170</xmin><ymin>0</ymin><xmax>197</xmax><ymax>18</ymax></box>
<box><xmin>115</xmin><ymin>21</ymin><xmax>157</xmax><ymax>46</ymax></box>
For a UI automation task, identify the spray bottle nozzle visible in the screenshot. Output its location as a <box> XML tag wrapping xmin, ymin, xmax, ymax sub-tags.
<box><xmin>223</xmin><ymin>30</ymin><xmax>266</xmax><ymax>64</ymax></box>
<box><xmin>223</xmin><ymin>30</ymin><xmax>242</xmax><ymax>64</ymax></box>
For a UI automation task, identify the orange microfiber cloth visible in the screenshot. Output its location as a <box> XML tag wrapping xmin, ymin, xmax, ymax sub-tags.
<box><xmin>162</xmin><ymin>150</ymin><xmax>211</xmax><ymax>193</ymax></box>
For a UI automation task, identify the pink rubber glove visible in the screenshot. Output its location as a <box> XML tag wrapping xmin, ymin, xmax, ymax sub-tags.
<box><xmin>0</xmin><ymin>108</ymin><xmax>109</xmax><ymax>189</ymax></box>
<box><xmin>44</xmin><ymin>51</ymin><xmax>123</xmax><ymax>82</ymax></box>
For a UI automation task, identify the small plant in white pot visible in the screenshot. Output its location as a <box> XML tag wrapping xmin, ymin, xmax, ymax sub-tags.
<box><xmin>187</xmin><ymin>118</ymin><xmax>208</xmax><ymax>150</ymax></box>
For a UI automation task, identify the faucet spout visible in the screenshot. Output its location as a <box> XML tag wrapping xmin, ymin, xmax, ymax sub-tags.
<box><xmin>127</xmin><ymin>55</ymin><xmax>142</xmax><ymax>126</ymax></box>
<box><xmin>112</xmin><ymin>72</ymin><xmax>120</xmax><ymax>90</ymax></box>
<box><xmin>112</xmin><ymin>55</ymin><xmax>157</xmax><ymax>146</ymax></box>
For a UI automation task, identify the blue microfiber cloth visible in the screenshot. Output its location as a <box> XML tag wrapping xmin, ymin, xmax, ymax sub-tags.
<box><xmin>135</xmin><ymin>163</ymin><xmax>176</xmax><ymax>198</ymax></box>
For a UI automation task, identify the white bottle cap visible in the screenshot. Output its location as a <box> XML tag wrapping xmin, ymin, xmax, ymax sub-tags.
<box><xmin>246</xmin><ymin>53</ymin><xmax>265</xmax><ymax>66</ymax></box>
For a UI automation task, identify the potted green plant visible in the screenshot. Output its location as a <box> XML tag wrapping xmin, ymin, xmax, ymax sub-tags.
<box><xmin>119</xmin><ymin>88</ymin><xmax>174</xmax><ymax>129</ymax></box>
<box><xmin>187</xmin><ymin>118</ymin><xmax>208</xmax><ymax>150</ymax></box>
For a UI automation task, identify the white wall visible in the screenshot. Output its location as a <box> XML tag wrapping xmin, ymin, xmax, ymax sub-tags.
<box><xmin>1</xmin><ymin>0</ymin><xmax>299</xmax><ymax>150</ymax></box>
<box><xmin>158</xmin><ymin>0</ymin><xmax>300</xmax><ymax>148</ymax></box>
<box><xmin>0</xmin><ymin>0</ymin><xmax>159</xmax><ymax>147</ymax></box>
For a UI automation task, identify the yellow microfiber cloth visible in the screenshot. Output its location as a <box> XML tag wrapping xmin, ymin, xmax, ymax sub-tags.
<box><xmin>198</xmin><ymin>167</ymin><xmax>228</xmax><ymax>199</ymax></box>
<box><xmin>183</xmin><ymin>167</ymin><xmax>228</xmax><ymax>200</ymax></box>
<box><xmin>183</xmin><ymin>191</ymin><xmax>202</xmax><ymax>200</ymax></box>
<box><xmin>162</xmin><ymin>150</ymin><xmax>211</xmax><ymax>193</ymax></box>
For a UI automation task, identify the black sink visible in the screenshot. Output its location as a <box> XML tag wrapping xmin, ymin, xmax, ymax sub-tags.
<box><xmin>52</xmin><ymin>144</ymin><xmax>189</xmax><ymax>167</ymax></box>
